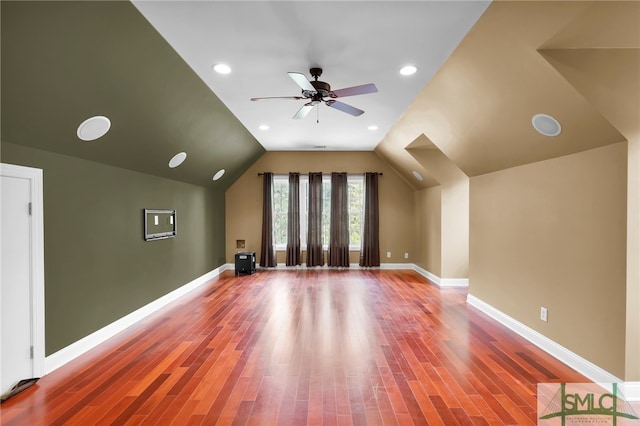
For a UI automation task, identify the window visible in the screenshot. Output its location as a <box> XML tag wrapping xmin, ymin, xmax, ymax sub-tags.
<box><xmin>321</xmin><ymin>176</ymin><xmax>331</xmax><ymax>247</ymax></box>
<box><xmin>272</xmin><ymin>174</ymin><xmax>364</xmax><ymax>251</ymax></box>
<box><xmin>272</xmin><ymin>179</ymin><xmax>288</xmax><ymax>247</ymax></box>
<box><xmin>348</xmin><ymin>176</ymin><xmax>364</xmax><ymax>248</ymax></box>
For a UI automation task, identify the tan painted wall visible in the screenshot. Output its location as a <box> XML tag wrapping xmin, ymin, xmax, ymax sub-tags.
<box><xmin>542</xmin><ymin>35</ymin><xmax>640</xmax><ymax>381</ymax></box>
<box><xmin>441</xmin><ymin>179</ymin><xmax>469</xmax><ymax>278</ymax></box>
<box><xmin>414</xmin><ymin>186</ymin><xmax>442</xmax><ymax>276</ymax></box>
<box><xmin>469</xmin><ymin>142</ymin><xmax>627</xmax><ymax>378</ymax></box>
<box><xmin>225</xmin><ymin>151</ymin><xmax>415</xmax><ymax>264</ymax></box>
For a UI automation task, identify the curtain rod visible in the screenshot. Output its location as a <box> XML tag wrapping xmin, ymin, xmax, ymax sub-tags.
<box><xmin>257</xmin><ymin>172</ymin><xmax>383</xmax><ymax>176</ymax></box>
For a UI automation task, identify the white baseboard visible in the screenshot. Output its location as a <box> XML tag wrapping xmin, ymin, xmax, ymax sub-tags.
<box><xmin>467</xmin><ymin>294</ymin><xmax>640</xmax><ymax>402</ymax></box>
<box><xmin>44</xmin><ymin>264</ymin><xmax>232</xmax><ymax>374</ymax></box>
<box><xmin>381</xmin><ymin>263</ymin><xmax>414</xmax><ymax>270</ymax></box>
<box><xmin>412</xmin><ymin>265</ymin><xmax>469</xmax><ymax>287</ymax></box>
<box><xmin>621</xmin><ymin>382</ymin><xmax>640</xmax><ymax>402</ymax></box>
<box><xmin>413</xmin><ymin>265</ymin><xmax>441</xmax><ymax>285</ymax></box>
<box><xmin>258</xmin><ymin>263</ymin><xmax>468</xmax><ymax>288</ymax></box>
<box><xmin>440</xmin><ymin>278</ymin><xmax>470</xmax><ymax>287</ymax></box>
<box><xmin>262</xmin><ymin>262</ymin><xmax>414</xmax><ymax>270</ymax></box>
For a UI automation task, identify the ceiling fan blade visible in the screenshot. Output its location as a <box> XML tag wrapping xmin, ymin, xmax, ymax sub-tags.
<box><xmin>288</xmin><ymin>72</ymin><xmax>315</xmax><ymax>92</ymax></box>
<box><xmin>330</xmin><ymin>83</ymin><xmax>378</xmax><ymax>98</ymax></box>
<box><xmin>326</xmin><ymin>100</ymin><xmax>364</xmax><ymax>117</ymax></box>
<box><xmin>293</xmin><ymin>104</ymin><xmax>315</xmax><ymax>120</ymax></box>
<box><xmin>251</xmin><ymin>96</ymin><xmax>305</xmax><ymax>101</ymax></box>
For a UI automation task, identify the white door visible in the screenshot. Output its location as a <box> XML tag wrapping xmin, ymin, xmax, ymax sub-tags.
<box><xmin>1</xmin><ymin>164</ymin><xmax>45</xmax><ymax>394</ymax></box>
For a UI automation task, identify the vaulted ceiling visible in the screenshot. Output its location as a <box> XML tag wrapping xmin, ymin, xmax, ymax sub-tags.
<box><xmin>131</xmin><ymin>0</ymin><xmax>490</xmax><ymax>152</ymax></box>
<box><xmin>377</xmin><ymin>1</ymin><xmax>638</xmax><ymax>189</ymax></box>
<box><xmin>2</xmin><ymin>1</ymin><xmax>638</xmax><ymax>191</ymax></box>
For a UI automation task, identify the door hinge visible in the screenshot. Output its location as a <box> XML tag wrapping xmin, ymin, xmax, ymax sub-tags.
<box><xmin>28</xmin><ymin>202</ymin><xmax>32</xmax><ymax>216</ymax></box>
<box><xmin>30</xmin><ymin>346</ymin><xmax>34</xmax><ymax>359</ymax></box>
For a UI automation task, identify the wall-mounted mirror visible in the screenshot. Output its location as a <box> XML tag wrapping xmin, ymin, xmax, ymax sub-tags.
<box><xmin>144</xmin><ymin>209</ymin><xmax>176</xmax><ymax>241</ymax></box>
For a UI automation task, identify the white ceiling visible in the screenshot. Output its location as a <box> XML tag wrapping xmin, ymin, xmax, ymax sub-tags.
<box><xmin>132</xmin><ymin>1</ymin><xmax>490</xmax><ymax>151</ymax></box>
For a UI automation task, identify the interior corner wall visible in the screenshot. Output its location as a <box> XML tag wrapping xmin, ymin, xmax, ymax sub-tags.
<box><xmin>1</xmin><ymin>142</ymin><xmax>225</xmax><ymax>355</ymax></box>
<box><xmin>414</xmin><ymin>186</ymin><xmax>442</xmax><ymax>276</ymax></box>
<box><xmin>441</xmin><ymin>179</ymin><xmax>469</xmax><ymax>279</ymax></box>
<box><xmin>469</xmin><ymin>142</ymin><xmax>628</xmax><ymax>378</ymax></box>
<box><xmin>225</xmin><ymin>151</ymin><xmax>415</xmax><ymax>265</ymax></box>
<box><xmin>406</xmin><ymin>146</ymin><xmax>469</xmax><ymax>280</ymax></box>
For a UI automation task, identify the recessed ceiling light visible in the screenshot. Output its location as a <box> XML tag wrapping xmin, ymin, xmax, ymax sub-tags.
<box><xmin>168</xmin><ymin>152</ymin><xmax>187</xmax><ymax>168</ymax></box>
<box><xmin>213</xmin><ymin>63</ymin><xmax>231</xmax><ymax>74</ymax></box>
<box><xmin>77</xmin><ymin>116</ymin><xmax>111</xmax><ymax>141</ymax></box>
<box><xmin>258</xmin><ymin>124</ymin><xmax>270</xmax><ymax>130</ymax></box>
<box><xmin>368</xmin><ymin>125</ymin><xmax>379</xmax><ymax>131</ymax></box>
<box><xmin>532</xmin><ymin>113</ymin><xmax>562</xmax><ymax>137</ymax></box>
<box><xmin>212</xmin><ymin>169</ymin><xmax>225</xmax><ymax>181</ymax></box>
<box><xmin>413</xmin><ymin>171</ymin><xmax>423</xmax><ymax>181</ymax></box>
<box><xmin>400</xmin><ymin>65</ymin><xmax>417</xmax><ymax>76</ymax></box>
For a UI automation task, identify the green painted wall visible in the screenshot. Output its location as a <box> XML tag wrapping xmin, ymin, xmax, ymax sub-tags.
<box><xmin>2</xmin><ymin>142</ymin><xmax>225</xmax><ymax>355</ymax></box>
<box><xmin>1</xmin><ymin>1</ymin><xmax>266</xmax><ymax>189</ymax></box>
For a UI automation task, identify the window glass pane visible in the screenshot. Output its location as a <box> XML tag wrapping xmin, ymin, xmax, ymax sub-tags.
<box><xmin>273</xmin><ymin>180</ymin><xmax>288</xmax><ymax>213</ymax></box>
<box><xmin>274</xmin><ymin>213</ymin><xmax>287</xmax><ymax>245</ymax></box>
<box><xmin>300</xmin><ymin>179</ymin><xmax>308</xmax><ymax>247</ymax></box>
<box><xmin>272</xmin><ymin>177</ymin><xmax>289</xmax><ymax>246</ymax></box>
<box><xmin>349</xmin><ymin>214</ymin><xmax>361</xmax><ymax>244</ymax></box>
<box><xmin>348</xmin><ymin>177</ymin><xmax>364</xmax><ymax>247</ymax></box>
<box><xmin>322</xmin><ymin>177</ymin><xmax>331</xmax><ymax>246</ymax></box>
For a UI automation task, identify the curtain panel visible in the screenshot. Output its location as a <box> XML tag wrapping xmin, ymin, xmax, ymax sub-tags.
<box><xmin>286</xmin><ymin>172</ymin><xmax>301</xmax><ymax>266</ymax></box>
<box><xmin>306</xmin><ymin>172</ymin><xmax>324</xmax><ymax>266</ymax></box>
<box><xmin>259</xmin><ymin>172</ymin><xmax>276</xmax><ymax>267</ymax></box>
<box><xmin>360</xmin><ymin>172</ymin><xmax>380</xmax><ymax>267</ymax></box>
<box><xmin>328</xmin><ymin>172</ymin><xmax>350</xmax><ymax>267</ymax></box>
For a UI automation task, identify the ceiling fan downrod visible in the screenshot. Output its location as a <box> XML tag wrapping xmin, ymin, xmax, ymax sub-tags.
<box><xmin>309</xmin><ymin>67</ymin><xmax>322</xmax><ymax>80</ymax></box>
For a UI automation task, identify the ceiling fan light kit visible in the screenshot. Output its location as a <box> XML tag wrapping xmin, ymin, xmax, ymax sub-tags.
<box><xmin>251</xmin><ymin>67</ymin><xmax>378</xmax><ymax>120</ymax></box>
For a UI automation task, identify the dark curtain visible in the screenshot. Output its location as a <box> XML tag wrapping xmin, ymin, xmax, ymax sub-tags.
<box><xmin>286</xmin><ymin>173</ymin><xmax>301</xmax><ymax>266</ymax></box>
<box><xmin>259</xmin><ymin>172</ymin><xmax>276</xmax><ymax>267</ymax></box>
<box><xmin>306</xmin><ymin>172</ymin><xmax>324</xmax><ymax>266</ymax></box>
<box><xmin>328</xmin><ymin>172</ymin><xmax>350</xmax><ymax>267</ymax></box>
<box><xmin>360</xmin><ymin>172</ymin><xmax>380</xmax><ymax>267</ymax></box>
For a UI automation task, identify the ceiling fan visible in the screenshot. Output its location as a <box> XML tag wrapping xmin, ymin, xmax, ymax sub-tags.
<box><xmin>250</xmin><ymin>67</ymin><xmax>378</xmax><ymax>120</ymax></box>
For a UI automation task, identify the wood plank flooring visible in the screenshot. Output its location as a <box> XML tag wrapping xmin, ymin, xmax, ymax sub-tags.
<box><xmin>1</xmin><ymin>269</ymin><xmax>593</xmax><ymax>425</ymax></box>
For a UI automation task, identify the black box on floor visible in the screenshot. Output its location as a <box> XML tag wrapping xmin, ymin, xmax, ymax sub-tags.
<box><xmin>235</xmin><ymin>251</ymin><xmax>256</xmax><ymax>275</ymax></box>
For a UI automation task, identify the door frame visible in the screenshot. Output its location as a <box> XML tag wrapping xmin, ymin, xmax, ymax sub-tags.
<box><xmin>1</xmin><ymin>163</ymin><xmax>45</xmax><ymax>378</ymax></box>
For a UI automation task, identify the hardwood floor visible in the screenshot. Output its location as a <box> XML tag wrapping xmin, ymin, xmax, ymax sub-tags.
<box><xmin>1</xmin><ymin>269</ymin><xmax>592</xmax><ymax>425</ymax></box>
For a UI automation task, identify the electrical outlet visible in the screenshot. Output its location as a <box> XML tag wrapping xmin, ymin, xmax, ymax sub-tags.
<box><xmin>404</xmin><ymin>253</ymin><xmax>409</xmax><ymax>259</ymax></box>
<box><xmin>386</xmin><ymin>251</ymin><xmax>391</xmax><ymax>258</ymax></box>
<box><xmin>540</xmin><ymin>307</ymin><xmax>548</xmax><ymax>322</ymax></box>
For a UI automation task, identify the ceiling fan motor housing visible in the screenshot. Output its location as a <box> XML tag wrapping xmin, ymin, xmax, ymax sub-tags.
<box><xmin>301</xmin><ymin>67</ymin><xmax>331</xmax><ymax>98</ymax></box>
<box><xmin>305</xmin><ymin>80</ymin><xmax>331</xmax><ymax>99</ymax></box>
